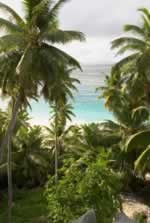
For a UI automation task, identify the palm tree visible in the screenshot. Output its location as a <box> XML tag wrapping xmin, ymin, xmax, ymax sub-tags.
<box><xmin>42</xmin><ymin>64</ymin><xmax>78</xmax><ymax>183</ymax></box>
<box><xmin>0</xmin><ymin>108</ymin><xmax>30</xmax><ymax>222</ymax></box>
<box><xmin>45</xmin><ymin>103</ymin><xmax>75</xmax><ymax>182</ymax></box>
<box><xmin>0</xmin><ymin>1</ymin><xmax>84</xmax><ymax>220</ymax></box>
<box><xmin>126</xmin><ymin>129</ymin><xmax>150</xmax><ymax>176</ymax></box>
<box><xmin>48</xmin><ymin>68</ymin><xmax>77</xmax><ymax>182</ymax></box>
<box><xmin>97</xmin><ymin>74</ymin><xmax>150</xmax><ymax>134</ymax></box>
<box><xmin>111</xmin><ymin>8</ymin><xmax>150</xmax><ymax>105</ymax></box>
<box><xmin>111</xmin><ymin>8</ymin><xmax>150</xmax><ymax>71</ymax></box>
<box><xmin>14</xmin><ymin>125</ymin><xmax>51</xmax><ymax>186</ymax></box>
<box><xmin>0</xmin><ymin>0</ymin><xmax>84</xmax><ymax>162</ymax></box>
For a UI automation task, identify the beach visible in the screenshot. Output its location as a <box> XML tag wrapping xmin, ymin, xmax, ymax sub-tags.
<box><xmin>29</xmin><ymin>64</ymin><xmax>113</xmax><ymax>126</ymax></box>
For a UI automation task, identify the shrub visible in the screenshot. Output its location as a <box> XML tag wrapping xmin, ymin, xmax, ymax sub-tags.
<box><xmin>46</xmin><ymin>152</ymin><xmax>122</xmax><ymax>223</ymax></box>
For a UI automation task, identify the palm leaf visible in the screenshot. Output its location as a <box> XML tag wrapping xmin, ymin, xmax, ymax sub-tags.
<box><xmin>111</xmin><ymin>37</ymin><xmax>146</xmax><ymax>49</ymax></box>
<box><xmin>0</xmin><ymin>2</ymin><xmax>25</xmax><ymax>26</ymax></box>
<box><xmin>134</xmin><ymin>146</ymin><xmax>150</xmax><ymax>173</ymax></box>
<box><xmin>43</xmin><ymin>29</ymin><xmax>85</xmax><ymax>44</ymax></box>
<box><xmin>111</xmin><ymin>53</ymin><xmax>139</xmax><ymax>73</ymax></box>
<box><xmin>100</xmin><ymin>120</ymin><xmax>120</xmax><ymax>131</ymax></box>
<box><xmin>116</xmin><ymin>44</ymin><xmax>145</xmax><ymax>55</ymax></box>
<box><xmin>0</xmin><ymin>18</ymin><xmax>22</xmax><ymax>33</ymax></box>
<box><xmin>42</xmin><ymin>43</ymin><xmax>82</xmax><ymax>70</ymax></box>
<box><xmin>32</xmin><ymin>0</ymin><xmax>50</xmax><ymax>16</ymax></box>
<box><xmin>124</xmin><ymin>24</ymin><xmax>145</xmax><ymax>36</ymax></box>
<box><xmin>22</xmin><ymin>0</ymin><xmax>42</xmax><ymax>20</ymax></box>
<box><xmin>139</xmin><ymin>8</ymin><xmax>150</xmax><ymax>23</ymax></box>
<box><xmin>31</xmin><ymin>0</ymin><xmax>50</xmax><ymax>26</ymax></box>
<box><xmin>48</xmin><ymin>0</ymin><xmax>70</xmax><ymax>22</ymax></box>
<box><xmin>126</xmin><ymin>129</ymin><xmax>150</xmax><ymax>152</ymax></box>
<box><xmin>0</xmin><ymin>34</ymin><xmax>24</xmax><ymax>52</ymax></box>
<box><xmin>132</xmin><ymin>106</ymin><xmax>149</xmax><ymax>119</ymax></box>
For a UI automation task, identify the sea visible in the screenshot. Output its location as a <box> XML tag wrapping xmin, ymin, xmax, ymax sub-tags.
<box><xmin>29</xmin><ymin>64</ymin><xmax>113</xmax><ymax>126</ymax></box>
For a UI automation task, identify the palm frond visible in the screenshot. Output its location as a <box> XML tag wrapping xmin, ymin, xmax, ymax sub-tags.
<box><xmin>124</xmin><ymin>24</ymin><xmax>145</xmax><ymax>36</ymax></box>
<box><xmin>48</xmin><ymin>0</ymin><xmax>70</xmax><ymax>22</ymax></box>
<box><xmin>132</xmin><ymin>106</ymin><xmax>149</xmax><ymax>119</ymax></box>
<box><xmin>0</xmin><ymin>17</ymin><xmax>22</xmax><ymax>33</ymax></box>
<box><xmin>22</xmin><ymin>0</ymin><xmax>41</xmax><ymax>21</ymax></box>
<box><xmin>111</xmin><ymin>53</ymin><xmax>139</xmax><ymax>73</ymax></box>
<box><xmin>0</xmin><ymin>34</ymin><xmax>24</xmax><ymax>52</ymax></box>
<box><xmin>139</xmin><ymin>7</ymin><xmax>150</xmax><ymax>23</ymax></box>
<box><xmin>32</xmin><ymin>0</ymin><xmax>50</xmax><ymax>16</ymax></box>
<box><xmin>43</xmin><ymin>29</ymin><xmax>85</xmax><ymax>44</ymax></box>
<box><xmin>100</xmin><ymin>120</ymin><xmax>120</xmax><ymax>131</ymax></box>
<box><xmin>31</xmin><ymin>0</ymin><xmax>51</xmax><ymax>27</ymax></box>
<box><xmin>42</xmin><ymin>43</ymin><xmax>82</xmax><ymax>70</ymax></box>
<box><xmin>111</xmin><ymin>37</ymin><xmax>147</xmax><ymax>49</ymax></box>
<box><xmin>134</xmin><ymin>146</ymin><xmax>150</xmax><ymax>173</ymax></box>
<box><xmin>0</xmin><ymin>2</ymin><xmax>25</xmax><ymax>26</ymax></box>
<box><xmin>70</xmin><ymin>77</ymin><xmax>80</xmax><ymax>84</ymax></box>
<box><xmin>116</xmin><ymin>44</ymin><xmax>145</xmax><ymax>55</ymax></box>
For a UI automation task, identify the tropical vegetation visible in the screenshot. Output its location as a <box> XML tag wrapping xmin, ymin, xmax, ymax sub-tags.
<box><xmin>0</xmin><ymin>1</ymin><xmax>149</xmax><ymax>223</ymax></box>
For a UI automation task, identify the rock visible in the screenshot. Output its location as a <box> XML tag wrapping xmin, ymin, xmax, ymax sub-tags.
<box><xmin>73</xmin><ymin>210</ymin><xmax>96</xmax><ymax>223</ymax></box>
<box><xmin>115</xmin><ymin>194</ymin><xmax>150</xmax><ymax>223</ymax></box>
<box><xmin>115</xmin><ymin>212</ymin><xmax>135</xmax><ymax>223</ymax></box>
<box><xmin>145</xmin><ymin>173</ymin><xmax>150</xmax><ymax>182</ymax></box>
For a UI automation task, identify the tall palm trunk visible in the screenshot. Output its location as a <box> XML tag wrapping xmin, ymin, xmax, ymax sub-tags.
<box><xmin>7</xmin><ymin>139</ymin><xmax>13</xmax><ymax>223</ymax></box>
<box><xmin>0</xmin><ymin>94</ymin><xmax>21</xmax><ymax>163</ymax></box>
<box><xmin>55</xmin><ymin>101</ymin><xmax>58</xmax><ymax>184</ymax></box>
<box><xmin>0</xmin><ymin>93</ymin><xmax>21</xmax><ymax>223</ymax></box>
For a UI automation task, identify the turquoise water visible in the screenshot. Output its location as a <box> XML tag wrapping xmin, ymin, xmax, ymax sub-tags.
<box><xmin>29</xmin><ymin>64</ymin><xmax>113</xmax><ymax>126</ymax></box>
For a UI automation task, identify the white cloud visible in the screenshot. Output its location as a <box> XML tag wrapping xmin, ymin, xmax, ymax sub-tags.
<box><xmin>2</xmin><ymin>0</ymin><xmax>150</xmax><ymax>64</ymax></box>
<box><xmin>58</xmin><ymin>37</ymin><xmax>116</xmax><ymax>64</ymax></box>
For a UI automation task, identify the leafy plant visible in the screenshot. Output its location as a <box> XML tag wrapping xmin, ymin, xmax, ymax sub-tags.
<box><xmin>46</xmin><ymin>151</ymin><xmax>122</xmax><ymax>223</ymax></box>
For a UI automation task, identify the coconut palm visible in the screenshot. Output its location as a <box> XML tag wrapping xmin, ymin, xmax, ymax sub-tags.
<box><xmin>0</xmin><ymin>108</ymin><xmax>30</xmax><ymax>222</ymax></box>
<box><xmin>111</xmin><ymin>8</ymin><xmax>150</xmax><ymax>105</ymax></box>
<box><xmin>42</xmin><ymin>65</ymin><xmax>79</xmax><ymax>183</ymax></box>
<box><xmin>125</xmin><ymin>129</ymin><xmax>150</xmax><ymax>175</ymax></box>
<box><xmin>0</xmin><ymin>0</ymin><xmax>84</xmax><ymax>162</ymax></box>
<box><xmin>45</xmin><ymin>102</ymin><xmax>75</xmax><ymax>182</ymax></box>
<box><xmin>14</xmin><ymin>125</ymin><xmax>51</xmax><ymax>186</ymax></box>
<box><xmin>0</xmin><ymin>1</ymin><xmax>84</xmax><ymax>221</ymax></box>
<box><xmin>111</xmin><ymin>8</ymin><xmax>150</xmax><ymax>71</ymax></box>
<box><xmin>98</xmin><ymin>73</ymin><xmax>150</xmax><ymax>134</ymax></box>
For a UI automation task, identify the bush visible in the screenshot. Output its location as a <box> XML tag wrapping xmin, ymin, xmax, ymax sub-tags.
<box><xmin>46</xmin><ymin>152</ymin><xmax>122</xmax><ymax>223</ymax></box>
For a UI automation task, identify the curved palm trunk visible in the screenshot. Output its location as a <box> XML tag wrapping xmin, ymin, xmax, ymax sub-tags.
<box><xmin>0</xmin><ymin>94</ymin><xmax>21</xmax><ymax>164</ymax></box>
<box><xmin>0</xmin><ymin>94</ymin><xmax>21</xmax><ymax>223</ymax></box>
<box><xmin>55</xmin><ymin>102</ymin><xmax>58</xmax><ymax>184</ymax></box>
<box><xmin>7</xmin><ymin>139</ymin><xmax>13</xmax><ymax>223</ymax></box>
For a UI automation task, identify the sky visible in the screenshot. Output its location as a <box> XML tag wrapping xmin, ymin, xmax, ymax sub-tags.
<box><xmin>1</xmin><ymin>0</ymin><xmax>150</xmax><ymax>125</ymax></box>
<box><xmin>1</xmin><ymin>0</ymin><xmax>150</xmax><ymax>64</ymax></box>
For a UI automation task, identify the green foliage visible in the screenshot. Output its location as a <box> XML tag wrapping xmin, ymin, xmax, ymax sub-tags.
<box><xmin>0</xmin><ymin>0</ymin><xmax>84</xmax><ymax>121</ymax></box>
<box><xmin>46</xmin><ymin>152</ymin><xmax>122</xmax><ymax>223</ymax></box>
<box><xmin>134</xmin><ymin>146</ymin><xmax>150</xmax><ymax>174</ymax></box>
<box><xmin>0</xmin><ymin>109</ymin><xmax>52</xmax><ymax>187</ymax></box>
<box><xmin>134</xmin><ymin>212</ymin><xmax>148</xmax><ymax>223</ymax></box>
<box><xmin>0</xmin><ymin>188</ymin><xmax>48</xmax><ymax>223</ymax></box>
<box><xmin>126</xmin><ymin>130</ymin><xmax>150</xmax><ymax>152</ymax></box>
<box><xmin>13</xmin><ymin>125</ymin><xmax>52</xmax><ymax>187</ymax></box>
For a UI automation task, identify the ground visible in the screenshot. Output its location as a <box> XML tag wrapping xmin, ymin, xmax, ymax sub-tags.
<box><xmin>1</xmin><ymin>188</ymin><xmax>150</xmax><ymax>223</ymax></box>
<box><xmin>0</xmin><ymin>188</ymin><xmax>48</xmax><ymax>223</ymax></box>
<box><xmin>116</xmin><ymin>194</ymin><xmax>150</xmax><ymax>223</ymax></box>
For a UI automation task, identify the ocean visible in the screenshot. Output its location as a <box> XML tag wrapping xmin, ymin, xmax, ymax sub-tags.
<box><xmin>29</xmin><ymin>64</ymin><xmax>113</xmax><ymax>126</ymax></box>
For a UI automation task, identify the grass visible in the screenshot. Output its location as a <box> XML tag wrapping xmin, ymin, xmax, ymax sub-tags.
<box><xmin>0</xmin><ymin>187</ymin><xmax>48</xmax><ymax>223</ymax></box>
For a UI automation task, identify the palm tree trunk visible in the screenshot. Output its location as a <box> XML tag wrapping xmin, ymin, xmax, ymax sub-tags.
<box><xmin>0</xmin><ymin>94</ymin><xmax>21</xmax><ymax>164</ymax></box>
<box><xmin>7</xmin><ymin>139</ymin><xmax>13</xmax><ymax>223</ymax></box>
<box><xmin>55</xmin><ymin>102</ymin><xmax>58</xmax><ymax>184</ymax></box>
